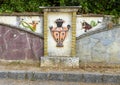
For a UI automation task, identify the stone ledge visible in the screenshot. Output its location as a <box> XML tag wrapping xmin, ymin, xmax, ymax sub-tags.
<box><xmin>40</xmin><ymin>57</ymin><xmax>79</xmax><ymax>68</ymax></box>
<box><xmin>0</xmin><ymin>12</ymin><xmax>43</xmax><ymax>16</ymax></box>
<box><xmin>0</xmin><ymin>71</ymin><xmax>119</xmax><ymax>84</ymax></box>
<box><xmin>41</xmin><ymin>6</ymin><xmax>81</xmax><ymax>12</ymax></box>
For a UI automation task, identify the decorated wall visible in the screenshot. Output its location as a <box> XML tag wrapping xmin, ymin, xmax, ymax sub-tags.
<box><xmin>47</xmin><ymin>12</ymin><xmax>72</xmax><ymax>57</ymax></box>
<box><xmin>0</xmin><ymin>13</ymin><xmax>120</xmax><ymax>64</ymax></box>
<box><xmin>76</xmin><ymin>16</ymin><xmax>103</xmax><ymax>37</ymax></box>
<box><xmin>0</xmin><ymin>16</ymin><xmax>43</xmax><ymax>35</ymax></box>
<box><xmin>0</xmin><ymin>15</ymin><xmax>105</xmax><ymax>38</ymax></box>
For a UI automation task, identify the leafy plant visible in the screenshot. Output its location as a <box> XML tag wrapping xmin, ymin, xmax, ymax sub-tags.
<box><xmin>0</xmin><ymin>0</ymin><xmax>119</xmax><ymax>18</ymax></box>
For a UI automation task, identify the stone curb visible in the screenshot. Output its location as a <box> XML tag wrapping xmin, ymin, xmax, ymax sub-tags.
<box><xmin>0</xmin><ymin>71</ymin><xmax>119</xmax><ymax>84</ymax></box>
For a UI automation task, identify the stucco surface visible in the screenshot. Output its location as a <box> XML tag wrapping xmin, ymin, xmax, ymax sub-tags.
<box><xmin>76</xmin><ymin>25</ymin><xmax>120</xmax><ymax>63</ymax></box>
<box><xmin>0</xmin><ymin>25</ymin><xmax>43</xmax><ymax>60</ymax></box>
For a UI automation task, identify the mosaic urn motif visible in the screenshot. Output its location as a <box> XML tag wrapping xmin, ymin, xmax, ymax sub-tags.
<box><xmin>49</xmin><ymin>18</ymin><xmax>70</xmax><ymax>47</ymax></box>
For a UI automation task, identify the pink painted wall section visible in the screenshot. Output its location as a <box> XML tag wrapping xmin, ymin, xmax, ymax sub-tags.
<box><xmin>0</xmin><ymin>25</ymin><xmax>43</xmax><ymax>60</ymax></box>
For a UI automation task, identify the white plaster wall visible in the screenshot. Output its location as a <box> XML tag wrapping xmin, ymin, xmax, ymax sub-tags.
<box><xmin>0</xmin><ymin>16</ymin><xmax>43</xmax><ymax>35</ymax></box>
<box><xmin>47</xmin><ymin>12</ymin><xmax>72</xmax><ymax>57</ymax></box>
<box><xmin>76</xmin><ymin>16</ymin><xmax>103</xmax><ymax>37</ymax></box>
<box><xmin>19</xmin><ymin>16</ymin><xmax>43</xmax><ymax>34</ymax></box>
<box><xmin>0</xmin><ymin>16</ymin><xmax>17</xmax><ymax>26</ymax></box>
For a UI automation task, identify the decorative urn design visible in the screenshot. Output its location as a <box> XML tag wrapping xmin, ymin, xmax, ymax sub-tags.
<box><xmin>49</xmin><ymin>18</ymin><xmax>70</xmax><ymax>47</ymax></box>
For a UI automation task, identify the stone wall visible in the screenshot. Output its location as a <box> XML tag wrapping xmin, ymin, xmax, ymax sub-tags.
<box><xmin>0</xmin><ymin>24</ymin><xmax>43</xmax><ymax>61</ymax></box>
<box><xmin>76</xmin><ymin>25</ymin><xmax>120</xmax><ymax>63</ymax></box>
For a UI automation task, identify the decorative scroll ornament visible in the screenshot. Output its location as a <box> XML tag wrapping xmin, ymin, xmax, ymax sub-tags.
<box><xmin>49</xmin><ymin>18</ymin><xmax>70</xmax><ymax>47</ymax></box>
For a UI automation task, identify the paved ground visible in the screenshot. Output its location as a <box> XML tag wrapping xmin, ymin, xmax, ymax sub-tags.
<box><xmin>0</xmin><ymin>62</ymin><xmax>120</xmax><ymax>74</ymax></box>
<box><xmin>0</xmin><ymin>79</ymin><xmax>118</xmax><ymax>85</ymax></box>
<box><xmin>0</xmin><ymin>62</ymin><xmax>119</xmax><ymax>84</ymax></box>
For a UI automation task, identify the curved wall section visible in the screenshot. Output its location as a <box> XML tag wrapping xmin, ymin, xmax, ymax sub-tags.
<box><xmin>76</xmin><ymin>25</ymin><xmax>120</xmax><ymax>63</ymax></box>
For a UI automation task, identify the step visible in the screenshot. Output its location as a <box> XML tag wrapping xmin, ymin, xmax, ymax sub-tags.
<box><xmin>40</xmin><ymin>57</ymin><xmax>79</xmax><ymax>68</ymax></box>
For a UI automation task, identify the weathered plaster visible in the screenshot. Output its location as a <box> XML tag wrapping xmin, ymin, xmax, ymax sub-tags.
<box><xmin>76</xmin><ymin>25</ymin><xmax>120</xmax><ymax>63</ymax></box>
<box><xmin>0</xmin><ymin>24</ymin><xmax>43</xmax><ymax>60</ymax></box>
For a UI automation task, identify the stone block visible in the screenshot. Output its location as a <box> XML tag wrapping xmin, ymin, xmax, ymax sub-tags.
<box><xmin>41</xmin><ymin>57</ymin><xmax>60</xmax><ymax>67</ymax></box>
<box><xmin>60</xmin><ymin>57</ymin><xmax>79</xmax><ymax>68</ymax></box>
<box><xmin>26</xmin><ymin>72</ymin><xmax>34</xmax><ymax>80</ymax></box>
<box><xmin>48</xmin><ymin>73</ymin><xmax>64</xmax><ymax>81</ymax></box>
<box><xmin>83</xmin><ymin>73</ymin><xmax>103</xmax><ymax>83</ymax></box>
<box><xmin>40</xmin><ymin>57</ymin><xmax>79</xmax><ymax>68</ymax></box>
<box><xmin>103</xmin><ymin>74</ymin><xmax>119</xmax><ymax>83</ymax></box>
<box><xmin>0</xmin><ymin>71</ymin><xmax>8</xmax><ymax>79</ymax></box>
<box><xmin>8</xmin><ymin>71</ymin><xmax>17</xmax><ymax>79</ymax></box>
<box><xmin>17</xmin><ymin>71</ymin><xmax>26</xmax><ymax>79</ymax></box>
<box><xmin>94</xmin><ymin>74</ymin><xmax>103</xmax><ymax>83</ymax></box>
<box><xmin>116</xmin><ymin>75</ymin><xmax>120</xmax><ymax>84</ymax></box>
<box><xmin>63</xmin><ymin>73</ymin><xmax>83</xmax><ymax>82</ymax></box>
<box><xmin>34</xmin><ymin>72</ymin><xmax>48</xmax><ymax>80</ymax></box>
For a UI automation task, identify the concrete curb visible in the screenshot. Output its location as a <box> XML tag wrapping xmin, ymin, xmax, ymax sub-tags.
<box><xmin>0</xmin><ymin>71</ymin><xmax>119</xmax><ymax>84</ymax></box>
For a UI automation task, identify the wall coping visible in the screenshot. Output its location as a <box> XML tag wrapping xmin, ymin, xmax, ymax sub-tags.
<box><xmin>77</xmin><ymin>14</ymin><xmax>104</xmax><ymax>17</ymax></box>
<box><xmin>40</xmin><ymin>6</ymin><xmax>81</xmax><ymax>12</ymax></box>
<box><xmin>39</xmin><ymin>6</ymin><xmax>81</xmax><ymax>9</ymax></box>
<box><xmin>76</xmin><ymin>24</ymin><xmax>120</xmax><ymax>40</ymax></box>
<box><xmin>0</xmin><ymin>12</ymin><xmax>43</xmax><ymax>16</ymax></box>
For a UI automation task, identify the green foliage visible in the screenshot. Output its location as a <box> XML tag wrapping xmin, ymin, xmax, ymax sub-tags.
<box><xmin>0</xmin><ymin>0</ymin><xmax>119</xmax><ymax>18</ymax></box>
<box><xmin>90</xmin><ymin>21</ymin><xmax>97</xmax><ymax>27</ymax></box>
<box><xmin>60</xmin><ymin>0</ymin><xmax>119</xmax><ymax>17</ymax></box>
<box><xmin>0</xmin><ymin>0</ymin><xmax>51</xmax><ymax>13</ymax></box>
